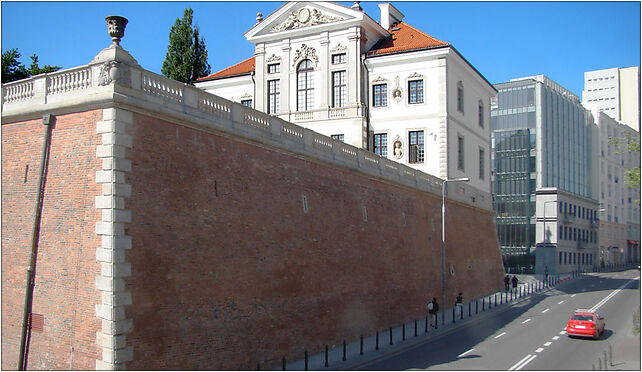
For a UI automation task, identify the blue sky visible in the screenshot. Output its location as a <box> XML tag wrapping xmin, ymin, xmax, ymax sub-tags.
<box><xmin>2</xmin><ymin>1</ymin><xmax>640</xmax><ymax>97</ymax></box>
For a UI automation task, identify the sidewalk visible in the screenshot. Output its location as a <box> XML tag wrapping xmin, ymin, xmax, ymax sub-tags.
<box><xmin>280</xmin><ymin>273</ymin><xmax>576</xmax><ymax>371</ymax></box>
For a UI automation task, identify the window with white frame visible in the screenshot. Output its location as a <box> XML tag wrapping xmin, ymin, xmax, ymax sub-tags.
<box><xmin>457</xmin><ymin>81</ymin><xmax>464</xmax><ymax>113</ymax></box>
<box><xmin>374</xmin><ymin>133</ymin><xmax>387</xmax><ymax>157</ymax></box>
<box><xmin>479</xmin><ymin>148</ymin><xmax>485</xmax><ymax>179</ymax></box>
<box><xmin>267</xmin><ymin>79</ymin><xmax>280</xmax><ymax>114</ymax></box>
<box><xmin>408</xmin><ymin>80</ymin><xmax>424</xmax><ymax>104</ymax></box>
<box><xmin>267</xmin><ymin>63</ymin><xmax>280</xmax><ymax>74</ymax></box>
<box><xmin>297</xmin><ymin>59</ymin><xmax>314</xmax><ymax>111</ymax></box>
<box><xmin>332</xmin><ymin>53</ymin><xmax>346</xmax><ymax>64</ymax></box>
<box><xmin>457</xmin><ymin>135</ymin><xmax>465</xmax><ymax>170</ymax></box>
<box><xmin>409</xmin><ymin>131</ymin><xmax>424</xmax><ymax>163</ymax></box>
<box><xmin>373</xmin><ymin>83</ymin><xmax>387</xmax><ymax>107</ymax></box>
<box><xmin>332</xmin><ymin>70</ymin><xmax>346</xmax><ymax>108</ymax></box>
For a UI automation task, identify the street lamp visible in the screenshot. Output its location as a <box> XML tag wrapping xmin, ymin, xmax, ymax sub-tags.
<box><xmin>441</xmin><ymin>177</ymin><xmax>469</xmax><ymax>325</ymax></box>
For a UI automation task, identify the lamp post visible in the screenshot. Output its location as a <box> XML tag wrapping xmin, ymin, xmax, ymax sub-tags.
<box><xmin>441</xmin><ymin>177</ymin><xmax>469</xmax><ymax>325</ymax></box>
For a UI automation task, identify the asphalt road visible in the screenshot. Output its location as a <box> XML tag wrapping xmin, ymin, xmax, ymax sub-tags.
<box><xmin>356</xmin><ymin>269</ymin><xmax>640</xmax><ymax>370</ymax></box>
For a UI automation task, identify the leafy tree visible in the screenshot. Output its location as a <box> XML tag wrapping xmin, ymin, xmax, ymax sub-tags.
<box><xmin>161</xmin><ymin>8</ymin><xmax>211</xmax><ymax>84</ymax></box>
<box><xmin>2</xmin><ymin>48</ymin><xmax>60</xmax><ymax>83</ymax></box>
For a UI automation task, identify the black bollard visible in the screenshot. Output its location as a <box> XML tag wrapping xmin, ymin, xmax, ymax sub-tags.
<box><xmin>389</xmin><ymin>327</ymin><xmax>393</xmax><ymax>345</ymax></box>
<box><xmin>282</xmin><ymin>357</ymin><xmax>286</xmax><ymax>371</ymax></box>
<box><xmin>476</xmin><ymin>300</ymin><xmax>478</xmax><ymax>314</ymax></box>
<box><xmin>453</xmin><ymin>307</ymin><xmax>456</xmax><ymax>323</ymax></box>
<box><xmin>461</xmin><ymin>305</ymin><xmax>464</xmax><ymax>320</ymax></box>
<box><xmin>425</xmin><ymin>316</ymin><xmax>428</xmax><ymax>333</ymax></box>
<box><xmin>482</xmin><ymin>298</ymin><xmax>485</xmax><ymax>311</ymax></box>
<box><xmin>468</xmin><ymin>302</ymin><xmax>471</xmax><ymax>317</ymax></box>
<box><xmin>403</xmin><ymin>323</ymin><xmax>406</xmax><ymax>340</ymax></box>
<box><xmin>360</xmin><ymin>336</ymin><xmax>363</xmax><ymax>355</ymax></box>
<box><xmin>325</xmin><ymin>345</ymin><xmax>329</xmax><ymax>367</ymax></box>
<box><xmin>495</xmin><ymin>293</ymin><xmax>497</xmax><ymax>307</ymax></box>
<box><xmin>376</xmin><ymin>331</ymin><xmax>379</xmax><ymax>350</ymax></box>
<box><xmin>305</xmin><ymin>350</ymin><xmax>308</xmax><ymax>371</ymax></box>
<box><xmin>343</xmin><ymin>340</ymin><xmax>346</xmax><ymax>361</ymax></box>
<box><xmin>435</xmin><ymin>314</ymin><xmax>438</xmax><ymax>329</ymax></box>
<box><xmin>415</xmin><ymin>320</ymin><xmax>418</xmax><ymax>337</ymax></box>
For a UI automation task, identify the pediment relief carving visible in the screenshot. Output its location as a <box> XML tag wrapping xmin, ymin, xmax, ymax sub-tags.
<box><xmin>266</xmin><ymin>54</ymin><xmax>281</xmax><ymax>63</ymax></box>
<box><xmin>272</xmin><ymin>7</ymin><xmax>343</xmax><ymax>32</ymax></box>
<box><xmin>372</xmin><ymin>76</ymin><xmax>387</xmax><ymax>83</ymax></box>
<box><xmin>331</xmin><ymin>43</ymin><xmax>347</xmax><ymax>53</ymax></box>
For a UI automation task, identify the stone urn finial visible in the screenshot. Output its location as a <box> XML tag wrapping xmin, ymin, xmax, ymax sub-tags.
<box><xmin>105</xmin><ymin>15</ymin><xmax>128</xmax><ymax>45</ymax></box>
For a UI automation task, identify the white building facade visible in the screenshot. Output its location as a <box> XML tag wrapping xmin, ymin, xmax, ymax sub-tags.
<box><xmin>583</xmin><ymin>66</ymin><xmax>641</xmax><ymax>131</ymax></box>
<box><xmin>195</xmin><ymin>2</ymin><xmax>496</xmax><ymax>194</ymax></box>
<box><xmin>585</xmin><ymin>108</ymin><xmax>641</xmax><ymax>265</ymax></box>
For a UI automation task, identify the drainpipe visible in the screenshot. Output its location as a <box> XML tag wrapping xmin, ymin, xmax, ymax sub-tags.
<box><xmin>361</xmin><ymin>54</ymin><xmax>370</xmax><ymax>150</ymax></box>
<box><xmin>18</xmin><ymin>113</ymin><xmax>54</xmax><ymax>370</ymax></box>
<box><xmin>251</xmin><ymin>70</ymin><xmax>256</xmax><ymax>109</ymax></box>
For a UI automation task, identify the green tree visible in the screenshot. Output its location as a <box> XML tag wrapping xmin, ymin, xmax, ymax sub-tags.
<box><xmin>161</xmin><ymin>8</ymin><xmax>211</xmax><ymax>84</ymax></box>
<box><xmin>610</xmin><ymin>132</ymin><xmax>641</xmax><ymax>205</ymax></box>
<box><xmin>2</xmin><ymin>48</ymin><xmax>60</xmax><ymax>83</ymax></box>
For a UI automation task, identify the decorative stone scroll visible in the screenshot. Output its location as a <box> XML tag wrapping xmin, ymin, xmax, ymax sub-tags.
<box><xmin>266</xmin><ymin>54</ymin><xmax>281</xmax><ymax>63</ymax></box>
<box><xmin>331</xmin><ymin>43</ymin><xmax>347</xmax><ymax>53</ymax></box>
<box><xmin>292</xmin><ymin>44</ymin><xmax>319</xmax><ymax>67</ymax></box>
<box><xmin>272</xmin><ymin>7</ymin><xmax>342</xmax><ymax>32</ymax></box>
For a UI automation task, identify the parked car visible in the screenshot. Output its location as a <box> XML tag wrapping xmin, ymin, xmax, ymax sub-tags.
<box><xmin>566</xmin><ymin>310</ymin><xmax>605</xmax><ymax>339</ymax></box>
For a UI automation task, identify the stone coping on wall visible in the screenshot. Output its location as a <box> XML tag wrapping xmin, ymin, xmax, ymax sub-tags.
<box><xmin>2</xmin><ymin>44</ymin><xmax>491</xmax><ymax>211</ymax></box>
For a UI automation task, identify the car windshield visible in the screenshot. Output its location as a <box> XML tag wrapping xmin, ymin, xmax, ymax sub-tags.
<box><xmin>572</xmin><ymin>314</ymin><xmax>594</xmax><ymax>321</ymax></box>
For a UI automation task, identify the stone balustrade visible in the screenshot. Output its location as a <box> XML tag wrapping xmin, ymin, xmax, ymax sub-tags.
<box><xmin>1</xmin><ymin>49</ymin><xmax>490</xmax><ymax>211</ymax></box>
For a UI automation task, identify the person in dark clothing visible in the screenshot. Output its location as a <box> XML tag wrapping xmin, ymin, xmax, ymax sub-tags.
<box><xmin>455</xmin><ymin>292</ymin><xmax>463</xmax><ymax>317</ymax></box>
<box><xmin>427</xmin><ymin>297</ymin><xmax>439</xmax><ymax>327</ymax></box>
<box><xmin>511</xmin><ymin>275</ymin><xmax>518</xmax><ymax>293</ymax></box>
<box><xmin>504</xmin><ymin>275</ymin><xmax>511</xmax><ymax>292</ymax></box>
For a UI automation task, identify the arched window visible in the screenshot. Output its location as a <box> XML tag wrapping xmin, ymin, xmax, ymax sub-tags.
<box><xmin>297</xmin><ymin>59</ymin><xmax>314</xmax><ymax>111</ymax></box>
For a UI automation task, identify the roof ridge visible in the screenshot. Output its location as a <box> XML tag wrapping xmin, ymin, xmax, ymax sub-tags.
<box><xmin>198</xmin><ymin>56</ymin><xmax>255</xmax><ymax>81</ymax></box>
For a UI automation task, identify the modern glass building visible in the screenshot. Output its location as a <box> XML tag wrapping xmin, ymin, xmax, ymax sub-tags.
<box><xmin>491</xmin><ymin>75</ymin><xmax>599</xmax><ymax>274</ymax></box>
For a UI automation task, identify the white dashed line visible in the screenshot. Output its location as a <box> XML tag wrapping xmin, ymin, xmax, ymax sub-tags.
<box><xmin>571</xmin><ymin>294</ymin><xmax>576</xmax><ymax>298</ymax></box>
<box><xmin>544</xmin><ymin>342</ymin><xmax>552</xmax><ymax>347</ymax></box>
<box><xmin>521</xmin><ymin>318</ymin><xmax>531</xmax><ymax>324</ymax></box>
<box><xmin>560</xmin><ymin>330</ymin><xmax>567</xmax><ymax>335</ymax></box>
<box><xmin>542</xmin><ymin>308</ymin><xmax>550</xmax><ymax>313</ymax></box>
<box><xmin>552</xmin><ymin>336</ymin><xmax>560</xmax><ymax>340</ymax></box>
<box><xmin>558</xmin><ymin>301</ymin><xmax>564</xmax><ymax>304</ymax></box>
<box><xmin>535</xmin><ymin>347</ymin><xmax>544</xmax><ymax>353</ymax></box>
<box><xmin>494</xmin><ymin>332</ymin><xmax>507</xmax><ymax>339</ymax></box>
<box><xmin>458</xmin><ymin>349</ymin><xmax>474</xmax><ymax>358</ymax></box>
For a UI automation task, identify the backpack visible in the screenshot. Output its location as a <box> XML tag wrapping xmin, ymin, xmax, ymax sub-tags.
<box><xmin>427</xmin><ymin>302</ymin><xmax>434</xmax><ymax>311</ymax></box>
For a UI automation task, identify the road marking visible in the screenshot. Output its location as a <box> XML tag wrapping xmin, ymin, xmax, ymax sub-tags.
<box><xmin>570</xmin><ymin>294</ymin><xmax>576</xmax><ymax>298</ymax></box>
<box><xmin>558</xmin><ymin>301</ymin><xmax>564</xmax><ymax>304</ymax></box>
<box><xmin>521</xmin><ymin>318</ymin><xmax>531</xmax><ymax>324</ymax></box>
<box><xmin>494</xmin><ymin>332</ymin><xmax>507</xmax><ymax>339</ymax></box>
<box><xmin>590</xmin><ymin>277</ymin><xmax>640</xmax><ymax>312</ymax></box>
<box><xmin>560</xmin><ymin>331</ymin><xmax>567</xmax><ymax>335</ymax></box>
<box><xmin>458</xmin><ymin>349</ymin><xmax>474</xmax><ymax>358</ymax></box>
<box><xmin>542</xmin><ymin>308</ymin><xmax>550</xmax><ymax>313</ymax></box>
<box><xmin>535</xmin><ymin>347</ymin><xmax>544</xmax><ymax>353</ymax></box>
<box><xmin>509</xmin><ymin>354</ymin><xmax>536</xmax><ymax>371</ymax></box>
<box><xmin>544</xmin><ymin>342</ymin><xmax>552</xmax><ymax>346</ymax></box>
<box><xmin>552</xmin><ymin>336</ymin><xmax>560</xmax><ymax>340</ymax></box>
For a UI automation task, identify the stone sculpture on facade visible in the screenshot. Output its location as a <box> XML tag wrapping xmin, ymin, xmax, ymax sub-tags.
<box><xmin>272</xmin><ymin>7</ymin><xmax>342</xmax><ymax>32</ymax></box>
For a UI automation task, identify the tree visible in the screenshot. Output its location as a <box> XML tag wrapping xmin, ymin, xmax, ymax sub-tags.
<box><xmin>161</xmin><ymin>8</ymin><xmax>211</xmax><ymax>84</ymax></box>
<box><xmin>2</xmin><ymin>48</ymin><xmax>60</xmax><ymax>83</ymax></box>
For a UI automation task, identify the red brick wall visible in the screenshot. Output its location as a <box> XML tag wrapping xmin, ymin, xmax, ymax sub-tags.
<box><xmin>1</xmin><ymin>111</ymin><xmax>102</xmax><ymax>370</ymax></box>
<box><xmin>125</xmin><ymin>113</ymin><xmax>504</xmax><ymax>370</ymax></box>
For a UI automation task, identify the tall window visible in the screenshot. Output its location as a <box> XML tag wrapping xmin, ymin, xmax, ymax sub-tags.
<box><xmin>408</xmin><ymin>80</ymin><xmax>424</xmax><ymax>104</ymax></box>
<box><xmin>409</xmin><ymin>131</ymin><xmax>424</xmax><ymax>163</ymax></box>
<box><xmin>479</xmin><ymin>148</ymin><xmax>485</xmax><ymax>179</ymax></box>
<box><xmin>457</xmin><ymin>135</ymin><xmax>465</xmax><ymax>170</ymax></box>
<box><xmin>374</xmin><ymin>133</ymin><xmax>388</xmax><ymax>157</ymax></box>
<box><xmin>478</xmin><ymin>100</ymin><xmax>484</xmax><ymax>128</ymax></box>
<box><xmin>297</xmin><ymin>59</ymin><xmax>314</xmax><ymax>111</ymax></box>
<box><xmin>457</xmin><ymin>81</ymin><xmax>464</xmax><ymax>113</ymax></box>
<box><xmin>332</xmin><ymin>71</ymin><xmax>346</xmax><ymax>108</ymax></box>
<box><xmin>373</xmin><ymin>84</ymin><xmax>387</xmax><ymax>107</ymax></box>
<box><xmin>267</xmin><ymin>79</ymin><xmax>280</xmax><ymax>114</ymax></box>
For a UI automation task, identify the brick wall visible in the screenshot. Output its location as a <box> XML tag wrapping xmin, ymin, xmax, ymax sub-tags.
<box><xmin>1</xmin><ymin>111</ymin><xmax>102</xmax><ymax>370</ymax></box>
<box><xmin>124</xmin><ymin>112</ymin><xmax>504</xmax><ymax>370</ymax></box>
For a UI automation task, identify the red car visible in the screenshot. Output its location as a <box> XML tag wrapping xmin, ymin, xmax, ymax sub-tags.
<box><xmin>566</xmin><ymin>310</ymin><xmax>605</xmax><ymax>339</ymax></box>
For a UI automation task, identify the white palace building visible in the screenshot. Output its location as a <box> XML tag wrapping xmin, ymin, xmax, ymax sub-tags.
<box><xmin>195</xmin><ymin>1</ymin><xmax>497</xmax><ymax>194</ymax></box>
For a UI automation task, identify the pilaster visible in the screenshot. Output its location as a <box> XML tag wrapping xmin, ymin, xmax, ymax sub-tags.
<box><xmin>94</xmin><ymin>107</ymin><xmax>134</xmax><ymax>370</ymax></box>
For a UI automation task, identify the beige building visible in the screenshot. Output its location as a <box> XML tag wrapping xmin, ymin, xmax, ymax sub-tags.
<box><xmin>582</xmin><ymin>66</ymin><xmax>640</xmax><ymax>131</ymax></box>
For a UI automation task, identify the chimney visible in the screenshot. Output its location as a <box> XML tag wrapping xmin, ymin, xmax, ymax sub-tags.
<box><xmin>378</xmin><ymin>3</ymin><xmax>404</xmax><ymax>30</ymax></box>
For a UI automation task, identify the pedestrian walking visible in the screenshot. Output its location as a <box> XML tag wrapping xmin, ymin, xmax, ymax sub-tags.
<box><xmin>544</xmin><ymin>266</ymin><xmax>549</xmax><ymax>283</ymax></box>
<box><xmin>455</xmin><ymin>292</ymin><xmax>463</xmax><ymax>317</ymax></box>
<box><xmin>504</xmin><ymin>274</ymin><xmax>510</xmax><ymax>292</ymax></box>
<box><xmin>511</xmin><ymin>275</ymin><xmax>518</xmax><ymax>293</ymax></box>
<box><xmin>427</xmin><ymin>297</ymin><xmax>439</xmax><ymax>327</ymax></box>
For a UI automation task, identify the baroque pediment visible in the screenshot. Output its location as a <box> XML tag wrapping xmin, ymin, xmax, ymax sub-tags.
<box><xmin>271</xmin><ymin>7</ymin><xmax>343</xmax><ymax>32</ymax></box>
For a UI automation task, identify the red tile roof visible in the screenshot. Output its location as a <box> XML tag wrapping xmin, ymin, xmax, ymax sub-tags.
<box><xmin>367</xmin><ymin>21</ymin><xmax>449</xmax><ymax>56</ymax></box>
<box><xmin>197</xmin><ymin>56</ymin><xmax>255</xmax><ymax>81</ymax></box>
